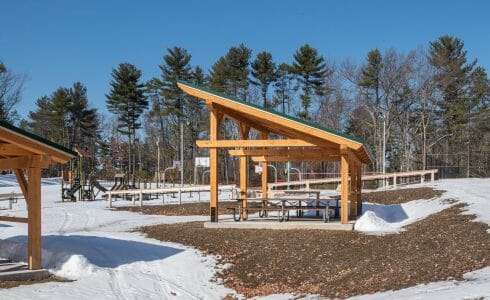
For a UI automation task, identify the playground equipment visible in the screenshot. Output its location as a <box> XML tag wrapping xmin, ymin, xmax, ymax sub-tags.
<box><xmin>61</xmin><ymin>148</ymin><xmax>109</xmax><ymax>201</ymax></box>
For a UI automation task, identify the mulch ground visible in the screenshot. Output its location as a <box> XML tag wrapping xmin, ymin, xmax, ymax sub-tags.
<box><xmin>363</xmin><ymin>187</ymin><xmax>444</xmax><ymax>204</ymax></box>
<box><xmin>117</xmin><ymin>187</ymin><xmax>443</xmax><ymax>216</ymax></box>
<box><xmin>0</xmin><ymin>275</ymin><xmax>71</xmax><ymax>289</ymax></box>
<box><xmin>140</xmin><ymin>203</ymin><xmax>490</xmax><ymax>298</ymax></box>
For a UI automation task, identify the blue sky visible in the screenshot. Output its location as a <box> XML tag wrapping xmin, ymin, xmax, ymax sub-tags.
<box><xmin>1</xmin><ymin>0</ymin><xmax>489</xmax><ymax>120</ymax></box>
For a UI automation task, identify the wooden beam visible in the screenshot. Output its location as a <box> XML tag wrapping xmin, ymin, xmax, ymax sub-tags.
<box><xmin>14</xmin><ymin>169</ymin><xmax>28</xmax><ymax>204</ymax></box>
<box><xmin>0</xmin><ymin>143</ymin><xmax>33</xmax><ymax>156</ymax></box>
<box><xmin>0</xmin><ymin>155</ymin><xmax>51</xmax><ymax>170</ymax></box>
<box><xmin>251</xmin><ymin>155</ymin><xmax>340</xmax><ymax>162</ymax></box>
<box><xmin>209</xmin><ymin>110</ymin><xmax>221</xmax><ymax>222</ymax></box>
<box><xmin>196</xmin><ymin>139</ymin><xmax>318</xmax><ymax>148</ymax></box>
<box><xmin>228</xmin><ymin>148</ymin><xmax>339</xmax><ymax>156</ymax></box>
<box><xmin>0</xmin><ymin>216</ymin><xmax>28</xmax><ymax>223</ymax></box>
<box><xmin>27</xmin><ymin>167</ymin><xmax>41</xmax><ymax>270</ymax></box>
<box><xmin>340</xmin><ymin>145</ymin><xmax>349</xmax><ymax>224</ymax></box>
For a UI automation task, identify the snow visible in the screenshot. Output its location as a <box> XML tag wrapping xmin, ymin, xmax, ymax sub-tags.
<box><xmin>0</xmin><ymin>175</ymin><xmax>235</xmax><ymax>299</ymax></box>
<box><xmin>0</xmin><ymin>175</ymin><xmax>489</xmax><ymax>299</ymax></box>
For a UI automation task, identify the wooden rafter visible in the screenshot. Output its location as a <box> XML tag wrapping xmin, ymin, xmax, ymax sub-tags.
<box><xmin>0</xmin><ymin>143</ymin><xmax>34</xmax><ymax>156</ymax></box>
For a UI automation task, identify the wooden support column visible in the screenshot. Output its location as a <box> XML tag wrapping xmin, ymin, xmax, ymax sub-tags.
<box><xmin>27</xmin><ymin>167</ymin><xmax>41</xmax><ymax>270</ymax></box>
<box><xmin>356</xmin><ymin>164</ymin><xmax>362</xmax><ymax>215</ymax></box>
<box><xmin>340</xmin><ymin>145</ymin><xmax>349</xmax><ymax>224</ymax></box>
<box><xmin>209</xmin><ymin>110</ymin><xmax>222</xmax><ymax>222</ymax></box>
<box><xmin>238</xmin><ymin>122</ymin><xmax>250</xmax><ymax>220</ymax></box>
<box><xmin>260</xmin><ymin>131</ymin><xmax>268</xmax><ymax>206</ymax></box>
<box><xmin>349</xmin><ymin>162</ymin><xmax>357</xmax><ymax>220</ymax></box>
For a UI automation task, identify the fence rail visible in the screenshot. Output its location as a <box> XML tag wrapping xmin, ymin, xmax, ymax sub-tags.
<box><xmin>107</xmin><ymin>184</ymin><xmax>237</xmax><ymax>208</ymax></box>
<box><xmin>268</xmin><ymin>169</ymin><xmax>438</xmax><ymax>190</ymax></box>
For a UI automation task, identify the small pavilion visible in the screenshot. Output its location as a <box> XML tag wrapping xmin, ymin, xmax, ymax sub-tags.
<box><xmin>178</xmin><ymin>81</ymin><xmax>372</xmax><ymax>225</ymax></box>
<box><xmin>0</xmin><ymin>121</ymin><xmax>76</xmax><ymax>270</ymax></box>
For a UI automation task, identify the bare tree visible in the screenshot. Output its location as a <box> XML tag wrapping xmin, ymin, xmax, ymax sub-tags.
<box><xmin>0</xmin><ymin>61</ymin><xmax>25</xmax><ymax>123</ymax></box>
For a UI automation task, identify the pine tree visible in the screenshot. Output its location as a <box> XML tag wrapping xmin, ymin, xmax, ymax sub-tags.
<box><xmin>67</xmin><ymin>82</ymin><xmax>98</xmax><ymax>149</ymax></box>
<box><xmin>209</xmin><ymin>57</ymin><xmax>229</xmax><ymax>93</ymax></box>
<box><xmin>224</xmin><ymin>43</ymin><xmax>252</xmax><ymax>99</ymax></box>
<box><xmin>290</xmin><ymin>44</ymin><xmax>327</xmax><ymax>120</ymax></box>
<box><xmin>106</xmin><ymin>63</ymin><xmax>148</xmax><ymax>181</ymax></box>
<box><xmin>272</xmin><ymin>63</ymin><xmax>296</xmax><ymax>113</ymax></box>
<box><xmin>251</xmin><ymin>51</ymin><xmax>277</xmax><ymax>108</ymax></box>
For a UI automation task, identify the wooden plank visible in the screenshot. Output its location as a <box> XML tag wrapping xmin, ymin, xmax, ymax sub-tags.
<box><xmin>209</xmin><ymin>110</ymin><xmax>221</xmax><ymax>222</ymax></box>
<box><xmin>251</xmin><ymin>155</ymin><xmax>339</xmax><ymax>162</ymax></box>
<box><xmin>228</xmin><ymin>148</ymin><xmax>339</xmax><ymax>156</ymax></box>
<box><xmin>14</xmin><ymin>169</ymin><xmax>28</xmax><ymax>203</ymax></box>
<box><xmin>27</xmin><ymin>167</ymin><xmax>41</xmax><ymax>270</ymax></box>
<box><xmin>340</xmin><ymin>146</ymin><xmax>349</xmax><ymax>224</ymax></box>
<box><xmin>0</xmin><ymin>143</ymin><xmax>33</xmax><ymax>156</ymax></box>
<box><xmin>0</xmin><ymin>216</ymin><xmax>28</xmax><ymax>223</ymax></box>
<box><xmin>260</xmin><ymin>131</ymin><xmax>268</xmax><ymax>204</ymax></box>
<box><xmin>196</xmin><ymin>139</ymin><xmax>318</xmax><ymax>148</ymax></box>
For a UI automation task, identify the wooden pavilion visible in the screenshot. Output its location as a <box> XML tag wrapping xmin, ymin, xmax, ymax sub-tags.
<box><xmin>0</xmin><ymin>121</ymin><xmax>76</xmax><ymax>269</ymax></box>
<box><xmin>178</xmin><ymin>81</ymin><xmax>372</xmax><ymax>225</ymax></box>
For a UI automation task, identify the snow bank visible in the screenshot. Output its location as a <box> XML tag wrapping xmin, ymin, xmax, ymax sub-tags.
<box><xmin>354</xmin><ymin>198</ymin><xmax>451</xmax><ymax>234</ymax></box>
<box><xmin>350</xmin><ymin>267</ymin><xmax>490</xmax><ymax>300</ymax></box>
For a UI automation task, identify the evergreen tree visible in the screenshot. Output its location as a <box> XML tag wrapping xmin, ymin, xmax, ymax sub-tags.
<box><xmin>224</xmin><ymin>43</ymin><xmax>252</xmax><ymax>99</ymax></box>
<box><xmin>209</xmin><ymin>56</ymin><xmax>229</xmax><ymax>93</ymax></box>
<box><xmin>251</xmin><ymin>51</ymin><xmax>277</xmax><ymax>108</ymax></box>
<box><xmin>67</xmin><ymin>82</ymin><xmax>98</xmax><ymax>149</ymax></box>
<box><xmin>290</xmin><ymin>44</ymin><xmax>327</xmax><ymax>119</ymax></box>
<box><xmin>106</xmin><ymin>63</ymin><xmax>148</xmax><ymax>181</ymax></box>
<box><xmin>272</xmin><ymin>63</ymin><xmax>296</xmax><ymax>113</ymax></box>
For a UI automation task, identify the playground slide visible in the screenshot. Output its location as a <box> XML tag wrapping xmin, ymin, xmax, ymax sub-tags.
<box><xmin>91</xmin><ymin>179</ymin><xmax>108</xmax><ymax>193</ymax></box>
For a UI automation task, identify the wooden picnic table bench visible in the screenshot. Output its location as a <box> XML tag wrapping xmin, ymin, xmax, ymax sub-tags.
<box><xmin>229</xmin><ymin>197</ymin><xmax>340</xmax><ymax>222</ymax></box>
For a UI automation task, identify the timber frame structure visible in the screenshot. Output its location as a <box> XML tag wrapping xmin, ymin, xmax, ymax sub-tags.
<box><xmin>0</xmin><ymin>121</ymin><xmax>76</xmax><ymax>269</ymax></box>
<box><xmin>178</xmin><ymin>81</ymin><xmax>372</xmax><ymax>225</ymax></box>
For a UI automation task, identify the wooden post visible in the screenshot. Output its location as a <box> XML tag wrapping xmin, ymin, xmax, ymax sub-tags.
<box><xmin>393</xmin><ymin>173</ymin><xmax>397</xmax><ymax>188</ymax></box>
<box><xmin>139</xmin><ymin>190</ymin><xmax>143</xmax><ymax>207</ymax></box>
<box><xmin>209</xmin><ymin>110</ymin><xmax>221</xmax><ymax>222</ymax></box>
<box><xmin>431</xmin><ymin>170</ymin><xmax>435</xmax><ymax>183</ymax></box>
<box><xmin>421</xmin><ymin>174</ymin><xmax>425</xmax><ymax>184</ymax></box>
<box><xmin>238</xmin><ymin>122</ymin><xmax>250</xmax><ymax>220</ymax></box>
<box><xmin>340</xmin><ymin>146</ymin><xmax>349</xmax><ymax>224</ymax></box>
<box><xmin>260</xmin><ymin>132</ymin><xmax>268</xmax><ymax>207</ymax></box>
<box><xmin>27</xmin><ymin>167</ymin><xmax>41</xmax><ymax>270</ymax></box>
<box><xmin>108</xmin><ymin>192</ymin><xmax>112</xmax><ymax>208</ymax></box>
<box><xmin>349</xmin><ymin>162</ymin><xmax>357</xmax><ymax>219</ymax></box>
<box><xmin>356</xmin><ymin>164</ymin><xmax>362</xmax><ymax>216</ymax></box>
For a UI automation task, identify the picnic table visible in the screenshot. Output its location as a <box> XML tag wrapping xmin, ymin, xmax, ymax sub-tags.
<box><xmin>0</xmin><ymin>192</ymin><xmax>23</xmax><ymax>210</ymax></box>
<box><xmin>229</xmin><ymin>196</ymin><xmax>340</xmax><ymax>223</ymax></box>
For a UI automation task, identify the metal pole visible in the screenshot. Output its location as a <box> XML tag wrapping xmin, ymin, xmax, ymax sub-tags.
<box><xmin>156</xmin><ymin>138</ymin><xmax>160</xmax><ymax>188</ymax></box>
<box><xmin>382</xmin><ymin>119</ymin><xmax>386</xmax><ymax>188</ymax></box>
<box><xmin>180</xmin><ymin>122</ymin><xmax>184</xmax><ymax>187</ymax></box>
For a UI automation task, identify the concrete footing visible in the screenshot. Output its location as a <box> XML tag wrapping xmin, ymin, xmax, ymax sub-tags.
<box><xmin>204</xmin><ymin>219</ymin><xmax>354</xmax><ymax>231</ymax></box>
<box><xmin>0</xmin><ymin>262</ymin><xmax>50</xmax><ymax>281</ymax></box>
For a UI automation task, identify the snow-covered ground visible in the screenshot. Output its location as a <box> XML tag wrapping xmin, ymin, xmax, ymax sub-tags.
<box><xmin>0</xmin><ymin>176</ymin><xmax>489</xmax><ymax>299</ymax></box>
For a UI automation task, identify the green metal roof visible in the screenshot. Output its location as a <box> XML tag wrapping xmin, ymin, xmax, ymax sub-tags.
<box><xmin>0</xmin><ymin>120</ymin><xmax>78</xmax><ymax>157</ymax></box>
<box><xmin>178</xmin><ymin>80</ymin><xmax>367</xmax><ymax>145</ymax></box>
